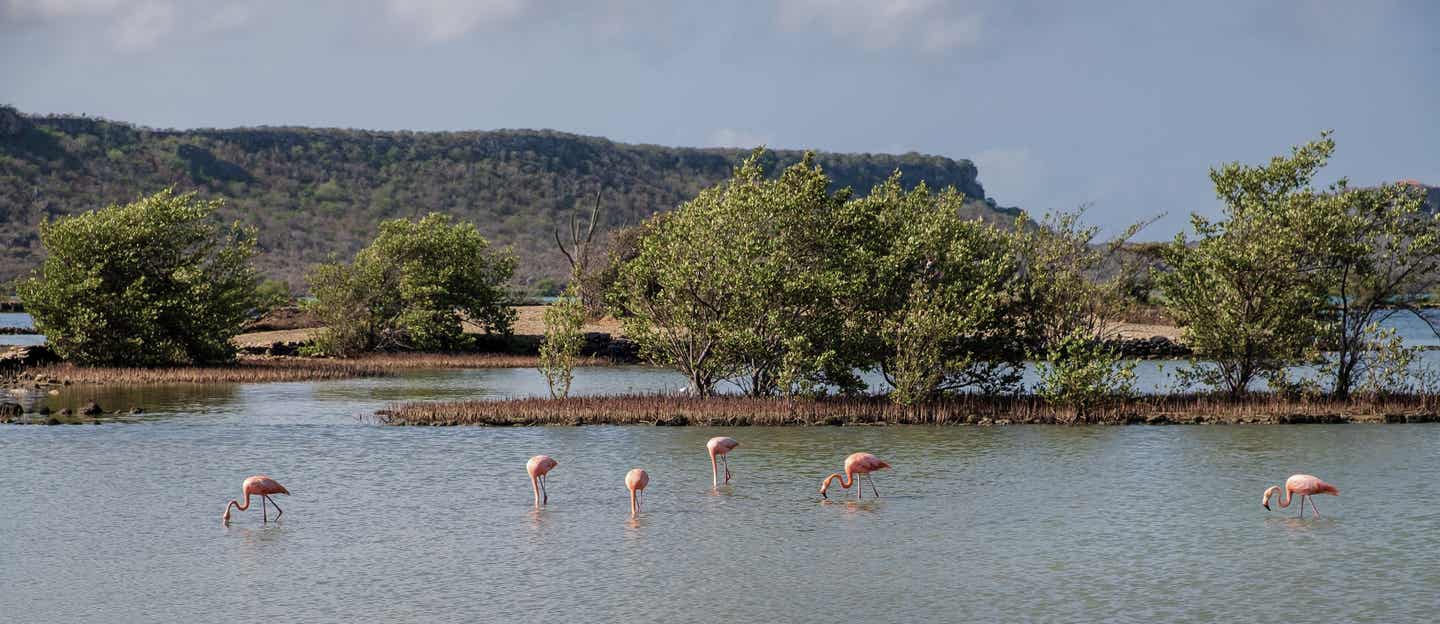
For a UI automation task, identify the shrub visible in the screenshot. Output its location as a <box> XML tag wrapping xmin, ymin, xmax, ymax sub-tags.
<box><xmin>1035</xmin><ymin>330</ymin><xmax>1137</xmax><ymax>421</ymax></box>
<box><xmin>306</xmin><ymin>213</ymin><xmax>515</xmax><ymax>356</ymax></box>
<box><xmin>538</xmin><ymin>284</ymin><xmax>585</xmax><ymax>399</ymax></box>
<box><xmin>18</xmin><ymin>189</ymin><xmax>261</xmax><ymax>365</ymax></box>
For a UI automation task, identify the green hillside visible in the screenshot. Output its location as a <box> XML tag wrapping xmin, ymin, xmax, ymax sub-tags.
<box><xmin>0</xmin><ymin>106</ymin><xmax>1017</xmax><ymax>291</ymax></box>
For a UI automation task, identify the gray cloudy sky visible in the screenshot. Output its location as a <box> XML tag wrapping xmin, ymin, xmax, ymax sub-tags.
<box><xmin>3</xmin><ymin>0</ymin><xmax>1438</xmax><ymax>238</ymax></box>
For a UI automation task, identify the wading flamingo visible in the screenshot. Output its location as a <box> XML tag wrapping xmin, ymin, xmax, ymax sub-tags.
<box><xmin>222</xmin><ymin>475</ymin><xmax>290</xmax><ymax>524</ymax></box>
<box><xmin>625</xmin><ymin>468</ymin><xmax>649</xmax><ymax>516</ymax></box>
<box><xmin>1263</xmin><ymin>474</ymin><xmax>1339</xmax><ymax>518</ymax></box>
<box><xmin>706</xmin><ymin>436</ymin><xmax>739</xmax><ymax>488</ymax></box>
<box><xmin>819</xmin><ymin>452</ymin><xmax>890</xmax><ymax>499</ymax></box>
<box><xmin>527</xmin><ymin>455</ymin><xmax>558</xmax><ymax>507</ymax></box>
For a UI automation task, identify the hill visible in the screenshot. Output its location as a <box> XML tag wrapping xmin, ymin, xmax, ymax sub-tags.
<box><xmin>1398</xmin><ymin>180</ymin><xmax>1439</xmax><ymax>214</ymax></box>
<box><xmin>0</xmin><ymin>106</ymin><xmax>1017</xmax><ymax>291</ymax></box>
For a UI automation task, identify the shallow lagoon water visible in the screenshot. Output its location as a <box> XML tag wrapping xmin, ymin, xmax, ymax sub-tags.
<box><xmin>3</xmin><ymin>367</ymin><xmax>1440</xmax><ymax>622</ymax></box>
<box><xmin>4</xmin><ymin>312</ymin><xmax>1440</xmax><ymax>622</ymax></box>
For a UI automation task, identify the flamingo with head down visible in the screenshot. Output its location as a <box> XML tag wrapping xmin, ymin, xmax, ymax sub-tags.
<box><xmin>222</xmin><ymin>475</ymin><xmax>290</xmax><ymax>524</ymax></box>
<box><xmin>625</xmin><ymin>469</ymin><xmax>649</xmax><ymax>516</ymax></box>
<box><xmin>819</xmin><ymin>452</ymin><xmax>889</xmax><ymax>499</ymax></box>
<box><xmin>527</xmin><ymin>455</ymin><xmax>558</xmax><ymax>507</ymax></box>
<box><xmin>1263</xmin><ymin>474</ymin><xmax>1339</xmax><ymax>518</ymax></box>
<box><xmin>706</xmin><ymin>437</ymin><xmax>739</xmax><ymax>488</ymax></box>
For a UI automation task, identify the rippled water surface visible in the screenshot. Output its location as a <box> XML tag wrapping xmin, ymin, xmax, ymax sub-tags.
<box><xmin>3</xmin><ymin>367</ymin><xmax>1440</xmax><ymax>623</ymax></box>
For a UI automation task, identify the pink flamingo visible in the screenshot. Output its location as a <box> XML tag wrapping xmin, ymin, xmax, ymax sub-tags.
<box><xmin>1263</xmin><ymin>474</ymin><xmax>1339</xmax><ymax>518</ymax></box>
<box><xmin>222</xmin><ymin>475</ymin><xmax>290</xmax><ymax>524</ymax></box>
<box><xmin>706</xmin><ymin>436</ymin><xmax>739</xmax><ymax>487</ymax></box>
<box><xmin>819</xmin><ymin>452</ymin><xmax>890</xmax><ymax>499</ymax></box>
<box><xmin>527</xmin><ymin>455</ymin><xmax>558</xmax><ymax>507</ymax></box>
<box><xmin>625</xmin><ymin>468</ymin><xmax>649</xmax><ymax>516</ymax></box>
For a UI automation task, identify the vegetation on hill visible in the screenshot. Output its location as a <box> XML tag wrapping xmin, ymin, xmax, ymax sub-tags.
<box><xmin>0</xmin><ymin>106</ymin><xmax>1014</xmax><ymax>291</ymax></box>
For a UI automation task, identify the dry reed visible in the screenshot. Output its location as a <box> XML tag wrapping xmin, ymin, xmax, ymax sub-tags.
<box><xmin>377</xmin><ymin>392</ymin><xmax>1440</xmax><ymax>426</ymax></box>
<box><xmin>21</xmin><ymin>352</ymin><xmax>613</xmax><ymax>385</ymax></box>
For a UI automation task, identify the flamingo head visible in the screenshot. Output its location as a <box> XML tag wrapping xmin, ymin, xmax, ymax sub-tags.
<box><xmin>222</xmin><ymin>508</ymin><xmax>231</xmax><ymax>524</ymax></box>
<box><xmin>819</xmin><ymin>481</ymin><xmax>829</xmax><ymax>499</ymax></box>
<box><xmin>1261</xmin><ymin>486</ymin><xmax>1281</xmax><ymax>511</ymax></box>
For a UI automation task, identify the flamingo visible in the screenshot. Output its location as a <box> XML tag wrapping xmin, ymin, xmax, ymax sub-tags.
<box><xmin>527</xmin><ymin>455</ymin><xmax>558</xmax><ymax>507</ymax></box>
<box><xmin>706</xmin><ymin>436</ymin><xmax>739</xmax><ymax>488</ymax></box>
<box><xmin>1263</xmin><ymin>474</ymin><xmax>1339</xmax><ymax>518</ymax></box>
<box><xmin>625</xmin><ymin>468</ymin><xmax>649</xmax><ymax>516</ymax></box>
<box><xmin>819</xmin><ymin>452</ymin><xmax>890</xmax><ymax>499</ymax></box>
<box><xmin>222</xmin><ymin>475</ymin><xmax>290</xmax><ymax>524</ymax></box>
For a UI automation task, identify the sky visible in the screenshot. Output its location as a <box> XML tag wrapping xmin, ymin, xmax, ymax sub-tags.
<box><xmin>3</xmin><ymin>0</ymin><xmax>1438</xmax><ymax>239</ymax></box>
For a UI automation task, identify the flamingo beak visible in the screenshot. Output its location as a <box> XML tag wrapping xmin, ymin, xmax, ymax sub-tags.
<box><xmin>1262</xmin><ymin>502</ymin><xmax>1270</xmax><ymax>511</ymax></box>
<box><xmin>820</xmin><ymin>490</ymin><xmax>828</xmax><ymax>499</ymax></box>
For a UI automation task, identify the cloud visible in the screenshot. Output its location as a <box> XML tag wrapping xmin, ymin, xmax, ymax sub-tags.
<box><xmin>973</xmin><ymin>146</ymin><xmax>1041</xmax><ymax>205</ymax></box>
<box><xmin>774</xmin><ymin>0</ymin><xmax>983</xmax><ymax>52</ymax></box>
<box><xmin>200</xmin><ymin>2</ymin><xmax>254</xmax><ymax>34</ymax></box>
<box><xmin>2</xmin><ymin>0</ymin><xmax>126</xmax><ymax>19</ymax></box>
<box><xmin>108</xmin><ymin>0</ymin><xmax>172</xmax><ymax>50</ymax></box>
<box><xmin>2</xmin><ymin>0</ymin><xmax>263</xmax><ymax>50</ymax></box>
<box><xmin>706</xmin><ymin>128</ymin><xmax>772</xmax><ymax>149</ymax></box>
<box><xmin>383</xmin><ymin>0</ymin><xmax>528</xmax><ymax>43</ymax></box>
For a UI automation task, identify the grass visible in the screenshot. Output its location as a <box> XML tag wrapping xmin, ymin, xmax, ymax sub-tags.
<box><xmin>22</xmin><ymin>353</ymin><xmax>613</xmax><ymax>385</ymax></box>
<box><xmin>376</xmin><ymin>392</ymin><xmax>1440</xmax><ymax>426</ymax></box>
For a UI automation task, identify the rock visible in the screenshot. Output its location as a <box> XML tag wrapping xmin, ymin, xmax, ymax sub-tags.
<box><xmin>0</xmin><ymin>345</ymin><xmax>60</xmax><ymax>373</ymax></box>
<box><xmin>58</xmin><ymin>407</ymin><xmax>72</xmax><ymax>416</ymax></box>
<box><xmin>80</xmin><ymin>401</ymin><xmax>102</xmax><ymax>416</ymax></box>
<box><xmin>47</xmin><ymin>389</ymin><xmax>59</xmax><ymax>396</ymax></box>
<box><xmin>601</xmin><ymin>337</ymin><xmax>642</xmax><ymax>364</ymax></box>
<box><xmin>129</xmin><ymin>407</ymin><xmax>144</xmax><ymax>414</ymax></box>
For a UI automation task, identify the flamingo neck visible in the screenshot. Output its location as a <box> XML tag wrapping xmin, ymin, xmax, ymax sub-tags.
<box><xmin>823</xmin><ymin>472</ymin><xmax>853</xmax><ymax>491</ymax></box>
<box><xmin>1267</xmin><ymin>486</ymin><xmax>1294</xmax><ymax>509</ymax></box>
<box><xmin>629</xmin><ymin>489</ymin><xmax>638</xmax><ymax>516</ymax></box>
<box><xmin>228</xmin><ymin>495</ymin><xmax>251</xmax><ymax>513</ymax></box>
<box><xmin>531</xmin><ymin>475</ymin><xmax>541</xmax><ymax>507</ymax></box>
<box><xmin>710</xmin><ymin>452</ymin><xmax>719</xmax><ymax>488</ymax></box>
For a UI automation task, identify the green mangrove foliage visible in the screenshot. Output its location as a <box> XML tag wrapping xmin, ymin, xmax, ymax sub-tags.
<box><xmin>306</xmin><ymin>213</ymin><xmax>515</xmax><ymax>356</ymax></box>
<box><xmin>539</xmin><ymin>283</ymin><xmax>585</xmax><ymax>399</ymax></box>
<box><xmin>610</xmin><ymin>150</ymin><xmax>1138</xmax><ymax>403</ymax></box>
<box><xmin>844</xmin><ymin>177</ymin><xmax>1023</xmax><ymax>403</ymax></box>
<box><xmin>18</xmin><ymin>189</ymin><xmax>262</xmax><ymax>366</ymax></box>
<box><xmin>1158</xmin><ymin>136</ymin><xmax>1332</xmax><ymax>397</ymax></box>
<box><xmin>610</xmin><ymin>151</ymin><xmax>862</xmax><ymax>397</ymax></box>
<box><xmin>1035</xmin><ymin>329</ymin><xmax>1137</xmax><ymax>420</ymax></box>
<box><xmin>1159</xmin><ymin>133</ymin><xmax>1440</xmax><ymax>398</ymax></box>
<box><xmin>1304</xmin><ymin>179</ymin><xmax>1440</xmax><ymax>399</ymax></box>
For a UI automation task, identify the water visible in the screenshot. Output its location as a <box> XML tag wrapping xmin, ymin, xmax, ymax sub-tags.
<box><xmin>3</xmin><ymin>409</ymin><xmax>1438</xmax><ymax>622</ymax></box>
<box><xmin>0</xmin><ymin>312</ymin><xmax>43</xmax><ymax>347</ymax></box>
<box><xmin>3</xmin><ymin>312</ymin><xmax>1440</xmax><ymax>621</ymax></box>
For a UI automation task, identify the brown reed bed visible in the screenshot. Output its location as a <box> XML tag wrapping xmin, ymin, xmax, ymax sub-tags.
<box><xmin>341</xmin><ymin>352</ymin><xmax>612</xmax><ymax>370</ymax></box>
<box><xmin>377</xmin><ymin>392</ymin><xmax>1440</xmax><ymax>426</ymax></box>
<box><xmin>19</xmin><ymin>352</ymin><xmax>612</xmax><ymax>386</ymax></box>
<box><xmin>24</xmin><ymin>358</ymin><xmax>395</xmax><ymax>385</ymax></box>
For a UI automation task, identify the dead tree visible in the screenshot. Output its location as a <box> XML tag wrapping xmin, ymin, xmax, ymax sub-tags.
<box><xmin>554</xmin><ymin>189</ymin><xmax>603</xmax><ymax>278</ymax></box>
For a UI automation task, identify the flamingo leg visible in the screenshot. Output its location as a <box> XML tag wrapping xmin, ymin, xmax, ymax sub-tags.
<box><xmin>1308</xmin><ymin>496</ymin><xmax>1321</xmax><ymax>519</ymax></box>
<box><xmin>541</xmin><ymin>475</ymin><xmax>548</xmax><ymax>506</ymax></box>
<box><xmin>722</xmin><ymin>456</ymin><xmax>731</xmax><ymax>484</ymax></box>
<box><xmin>262</xmin><ymin>495</ymin><xmax>268</xmax><ymax>522</ymax></box>
<box><xmin>267</xmin><ymin>495</ymin><xmax>283</xmax><ymax>521</ymax></box>
<box><xmin>1297</xmin><ymin>496</ymin><xmax>1304</xmax><ymax>519</ymax></box>
<box><xmin>856</xmin><ymin>475</ymin><xmax>862</xmax><ymax>500</ymax></box>
<box><xmin>868</xmin><ymin>474</ymin><xmax>880</xmax><ymax>498</ymax></box>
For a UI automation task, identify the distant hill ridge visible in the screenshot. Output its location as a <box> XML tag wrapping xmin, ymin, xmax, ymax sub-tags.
<box><xmin>0</xmin><ymin>106</ymin><xmax>1016</xmax><ymax>289</ymax></box>
<box><xmin>1398</xmin><ymin>179</ymin><xmax>1439</xmax><ymax>213</ymax></box>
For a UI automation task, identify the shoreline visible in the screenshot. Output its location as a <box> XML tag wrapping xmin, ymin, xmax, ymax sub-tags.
<box><xmin>8</xmin><ymin>352</ymin><xmax>618</xmax><ymax>387</ymax></box>
<box><xmin>376</xmin><ymin>393</ymin><xmax>1440</xmax><ymax>427</ymax></box>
